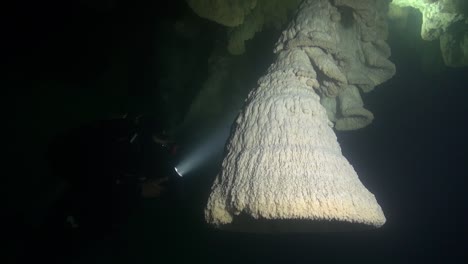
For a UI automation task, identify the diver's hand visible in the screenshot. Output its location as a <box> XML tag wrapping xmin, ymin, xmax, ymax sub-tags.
<box><xmin>141</xmin><ymin>177</ymin><xmax>169</xmax><ymax>198</ymax></box>
<box><xmin>152</xmin><ymin>135</ymin><xmax>174</xmax><ymax>145</ymax></box>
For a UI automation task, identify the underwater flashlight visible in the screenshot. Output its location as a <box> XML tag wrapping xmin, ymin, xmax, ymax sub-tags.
<box><xmin>174</xmin><ymin>167</ymin><xmax>183</xmax><ymax>177</ymax></box>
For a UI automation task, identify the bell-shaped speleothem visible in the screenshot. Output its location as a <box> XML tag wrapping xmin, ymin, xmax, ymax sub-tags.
<box><xmin>205</xmin><ymin>49</ymin><xmax>385</xmax><ymax>232</ymax></box>
<box><xmin>205</xmin><ymin>0</ymin><xmax>392</xmax><ymax>232</ymax></box>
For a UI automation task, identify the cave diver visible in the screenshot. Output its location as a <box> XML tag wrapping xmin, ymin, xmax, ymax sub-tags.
<box><xmin>45</xmin><ymin>113</ymin><xmax>180</xmax><ymax>239</ymax></box>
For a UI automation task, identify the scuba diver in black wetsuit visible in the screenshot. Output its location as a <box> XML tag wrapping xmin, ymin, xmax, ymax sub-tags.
<box><xmin>135</xmin><ymin>114</ymin><xmax>179</xmax><ymax>198</ymax></box>
<box><xmin>46</xmin><ymin>114</ymin><xmax>180</xmax><ymax>238</ymax></box>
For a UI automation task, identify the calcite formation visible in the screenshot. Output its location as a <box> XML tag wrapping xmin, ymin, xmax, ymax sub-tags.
<box><xmin>440</xmin><ymin>28</ymin><xmax>468</xmax><ymax>67</ymax></box>
<box><xmin>391</xmin><ymin>0</ymin><xmax>465</xmax><ymax>40</ymax></box>
<box><xmin>275</xmin><ymin>0</ymin><xmax>395</xmax><ymax>130</ymax></box>
<box><xmin>205</xmin><ymin>0</ymin><xmax>392</xmax><ymax>232</ymax></box>
<box><xmin>187</xmin><ymin>0</ymin><xmax>301</xmax><ymax>55</ymax></box>
<box><xmin>390</xmin><ymin>0</ymin><xmax>468</xmax><ymax>67</ymax></box>
<box><xmin>186</xmin><ymin>0</ymin><xmax>256</xmax><ymax>27</ymax></box>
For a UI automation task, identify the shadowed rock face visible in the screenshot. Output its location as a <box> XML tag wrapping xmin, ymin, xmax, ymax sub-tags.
<box><xmin>187</xmin><ymin>0</ymin><xmax>302</xmax><ymax>55</ymax></box>
<box><xmin>186</xmin><ymin>0</ymin><xmax>255</xmax><ymax>27</ymax></box>
<box><xmin>204</xmin><ymin>0</ymin><xmax>392</xmax><ymax>232</ymax></box>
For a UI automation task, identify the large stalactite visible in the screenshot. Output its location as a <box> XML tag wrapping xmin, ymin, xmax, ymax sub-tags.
<box><xmin>203</xmin><ymin>0</ymin><xmax>395</xmax><ymax>232</ymax></box>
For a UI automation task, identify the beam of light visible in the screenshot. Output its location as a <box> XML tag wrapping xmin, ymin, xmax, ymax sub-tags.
<box><xmin>175</xmin><ymin>118</ymin><xmax>234</xmax><ymax>177</ymax></box>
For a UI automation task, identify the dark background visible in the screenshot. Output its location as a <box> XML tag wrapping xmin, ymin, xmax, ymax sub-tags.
<box><xmin>5</xmin><ymin>0</ymin><xmax>467</xmax><ymax>263</ymax></box>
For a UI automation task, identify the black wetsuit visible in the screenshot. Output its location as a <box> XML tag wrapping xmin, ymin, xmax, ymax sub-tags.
<box><xmin>47</xmin><ymin>118</ymin><xmax>142</xmax><ymax>235</ymax></box>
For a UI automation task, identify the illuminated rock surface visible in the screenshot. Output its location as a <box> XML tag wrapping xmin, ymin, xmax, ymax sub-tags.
<box><xmin>205</xmin><ymin>0</ymin><xmax>391</xmax><ymax>232</ymax></box>
<box><xmin>391</xmin><ymin>0</ymin><xmax>468</xmax><ymax>67</ymax></box>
